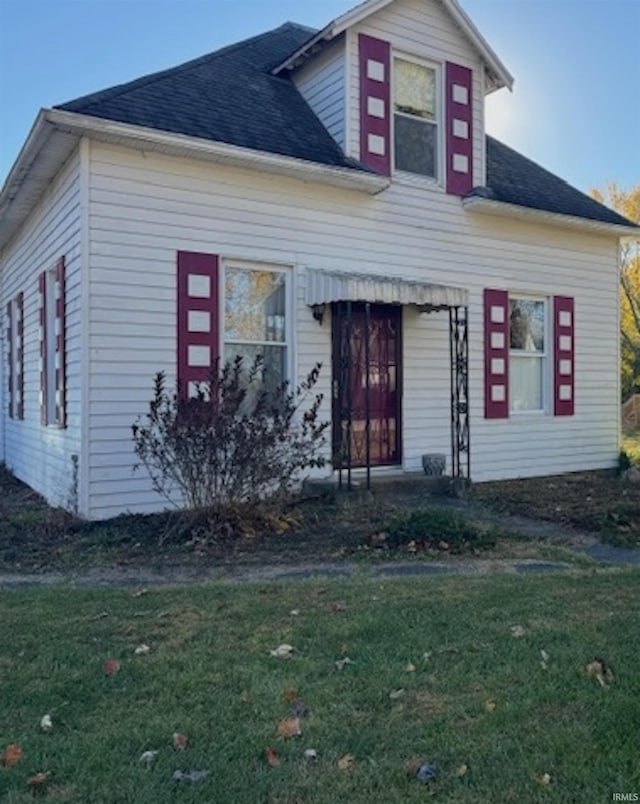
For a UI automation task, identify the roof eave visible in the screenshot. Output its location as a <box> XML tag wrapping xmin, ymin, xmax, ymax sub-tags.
<box><xmin>462</xmin><ymin>194</ymin><xmax>640</xmax><ymax>237</ymax></box>
<box><xmin>0</xmin><ymin>109</ymin><xmax>389</xmax><ymax>251</ymax></box>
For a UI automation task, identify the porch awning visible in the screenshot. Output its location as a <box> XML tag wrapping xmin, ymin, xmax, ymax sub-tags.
<box><xmin>305</xmin><ymin>268</ymin><xmax>468</xmax><ymax>309</ymax></box>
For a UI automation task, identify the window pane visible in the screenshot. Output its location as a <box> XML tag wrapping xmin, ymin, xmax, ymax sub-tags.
<box><xmin>223</xmin><ymin>344</ymin><xmax>286</xmax><ymax>396</ymax></box>
<box><xmin>394</xmin><ymin>59</ymin><xmax>436</xmax><ymax>120</ymax></box>
<box><xmin>511</xmin><ymin>355</ymin><xmax>543</xmax><ymax>411</ymax></box>
<box><xmin>394</xmin><ymin>116</ymin><xmax>437</xmax><ymax>177</ymax></box>
<box><xmin>225</xmin><ymin>268</ymin><xmax>286</xmax><ymax>342</ymax></box>
<box><xmin>510</xmin><ymin>299</ymin><xmax>545</xmax><ymax>352</ymax></box>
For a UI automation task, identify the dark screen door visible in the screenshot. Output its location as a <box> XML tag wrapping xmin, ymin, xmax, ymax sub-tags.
<box><xmin>332</xmin><ymin>303</ymin><xmax>402</xmax><ymax>467</ymax></box>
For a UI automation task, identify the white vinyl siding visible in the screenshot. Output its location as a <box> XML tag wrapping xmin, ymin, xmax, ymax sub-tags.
<box><xmin>0</xmin><ymin>148</ymin><xmax>83</xmax><ymax>510</ymax></box>
<box><xmin>292</xmin><ymin>38</ymin><xmax>346</xmax><ymax>149</ymax></box>
<box><xmin>86</xmin><ymin>141</ymin><xmax>619</xmax><ymax>518</ymax></box>
<box><xmin>347</xmin><ymin>0</ymin><xmax>485</xmax><ymax>186</ymax></box>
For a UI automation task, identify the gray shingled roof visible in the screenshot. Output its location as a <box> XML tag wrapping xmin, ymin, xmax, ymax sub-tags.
<box><xmin>57</xmin><ymin>22</ymin><xmax>635</xmax><ymax>228</ymax></box>
<box><xmin>482</xmin><ymin>136</ymin><xmax>634</xmax><ymax>226</ymax></box>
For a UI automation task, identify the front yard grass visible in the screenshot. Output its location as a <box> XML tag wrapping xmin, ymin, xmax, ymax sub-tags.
<box><xmin>1</xmin><ymin>571</ymin><xmax>639</xmax><ymax>802</ymax></box>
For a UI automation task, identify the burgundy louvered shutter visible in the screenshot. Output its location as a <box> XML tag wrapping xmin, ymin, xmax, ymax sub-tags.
<box><xmin>55</xmin><ymin>257</ymin><xmax>67</xmax><ymax>427</ymax></box>
<box><xmin>359</xmin><ymin>34</ymin><xmax>391</xmax><ymax>176</ymax></box>
<box><xmin>445</xmin><ymin>62</ymin><xmax>473</xmax><ymax>196</ymax></box>
<box><xmin>554</xmin><ymin>296</ymin><xmax>574</xmax><ymax>416</ymax></box>
<box><xmin>16</xmin><ymin>293</ymin><xmax>24</xmax><ymax>420</ymax></box>
<box><xmin>39</xmin><ymin>271</ymin><xmax>47</xmax><ymax>425</ymax></box>
<box><xmin>177</xmin><ymin>251</ymin><xmax>219</xmax><ymax>397</ymax></box>
<box><xmin>484</xmin><ymin>288</ymin><xmax>509</xmax><ymax>419</ymax></box>
<box><xmin>6</xmin><ymin>301</ymin><xmax>13</xmax><ymax>418</ymax></box>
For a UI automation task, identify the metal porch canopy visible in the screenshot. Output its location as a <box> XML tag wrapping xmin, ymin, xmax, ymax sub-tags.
<box><xmin>305</xmin><ymin>268</ymin><xmax>468</xmax><ymax>308</ymax></box>
<box><xmin>305</xmin><ymin>268</ymin><xmax>470</xmax><ymax>489</ymax></box>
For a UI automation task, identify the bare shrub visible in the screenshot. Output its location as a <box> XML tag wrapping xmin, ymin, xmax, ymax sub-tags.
<box><xmin>132</xmin><ymin>356</ymin><xmax>328</xmax><ymax>510</ymax></box>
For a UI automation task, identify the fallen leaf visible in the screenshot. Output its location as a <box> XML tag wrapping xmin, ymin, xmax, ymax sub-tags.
<box><xmin>27</xmin><ymin>772</ymin><xmax>50</xmax><ymax>787</ymax></box>
<box><xmin>456</xmin><ymin>764</ymin><xmax>469</xmax><ymax>777</ymax></box>
<box><xmin>46</xmin><ymin>785</ymin><xmax>76</xmax><ymax>800</ymax></box>
<box><xmin>334</xmin><ymin>657</ymin><xmax>355</xmax><ymax>671</ymax></box>
<box><xmin>132</xmin><ymin>588</ymin><xmax>148</xmax><ymax>598</ymax></box>
<box><xmin>303</xmin><ymin>748</ymin><xmax>318</xmax><ymax>760</ymax></box>
<box><xmin>283</xmin><ymin>689</ymin><xmax>298</xmax><ymax>703</ymax></box>
<box><xmin>265</xmin><ymin>747</ymin><xmax>281</xmax><ymax>767</ymax></box>
<box><xmin>330</xmin><ymin>601</ymin><xmax>348</xmax><ymax>613</ymax></box>
<box><xmin>103</xmin><ymin>659</ymin><xmax>121</xmax><ymax>676</ymax></box>
<box><xmin>172</xmin><ymin>732</ymin><xmax>189</xmax><ymax>751</ymax></box>
<box><xmin>277</xmin><ymin>718</ymin><xmax>302</xmax><ymax>739</ymax></box>
<box><xmin>405</xmin><ymin>663</ymin><xmax>416</xmax><ymax>673</ymax></box>
<box><xmin>292</xmin><ymin>700</ymin><xmax>310</xmax><ymax>718</ymax></box>
<box><xmin>404</xmin><ymin>757</ymin><xmax>423</xmax><ymax>776</ymax></box>
<box><xmin>40</xmin><ymin>714</ymin><xmax>53</xmax><ymax>732</ymax></box>
<box><xmin>173</xmin><ymin>770</ymin><xmax>209</xmax><ymax>783</ymax></box>
<box><xmin>269</xmin><ymin>644</ymin><xmax>294</xmax><ymax>659</ymax></box>
<box><xmin>510</xmin><ymin>625</ymin><xmax>526</xmax><ymax>638</ymax></box>
<box><xmin>134</xmin><ymin>643</ymin><xmax>151</xmax><ymax>655</ymax></box>
<box><xmin>437</xmin><ymin>540</ymin><xmax>450</xmax><ymax>551</ymax></box>
<box><xmin>289</xmin><ymin>609</ymin><xmax>300</xmax><ymax>616</ymax></box>
<box><xmin>416</xmin><ymin>763</ymin><xmax>438</xmax><ymax>782</ymax></box>
<box><xmin>540</xmin><ymin>649</ymin><xmax>550</xmax><ymax>663</ymax></box>
<box><xmin>389</xmin><ymin>689</ymin><xmax>405</xmax><ymax>700</ymax></box>
<box><xmin>337</xmin><ymin>754</ymin><xmax>355</xmax><ymax>771</ymax></box>
<box><xmin>423</xmin><ymin>651</ymin><xmax>432</xmax><ymax>662</ymax></box>
<box><xmin>586</xmin><ymin>657</ymin><xmax>614</xmax><ymax>687</ymax></box>
<box><xmin>535</xmin><ymin>772</ymin><xmax>552</xmax><ymax>785</ymax></box>
<box><xmin>1</xmin><ymin>743</ymin><xmax>23</xmax><ymax>767</ymax></box>
<box><xmin>484</xmin><ymin>699</ymin><xmax>497</xmax><ymax>712</ymax></box>
<box><xmin>139</xmin><ymin>750</ymin><xmax>158</xmax><ymax>766</ymax></box>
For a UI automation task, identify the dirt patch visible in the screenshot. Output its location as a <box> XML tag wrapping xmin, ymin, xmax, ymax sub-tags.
<box><xmin>473</xmin><ymin>470</ymin><xmax>640</xmax><ymax>547</ymax></box>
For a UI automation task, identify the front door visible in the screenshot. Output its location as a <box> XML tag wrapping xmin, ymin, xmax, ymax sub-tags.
<box><xmin>332</xmin><ymin>303</ymin><xmax>402</xmax><ymax>468</ymax></box>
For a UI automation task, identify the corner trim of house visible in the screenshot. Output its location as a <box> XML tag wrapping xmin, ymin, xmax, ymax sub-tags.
<box><xmin>78</xmin><ymin>137</ymin><xmax>91</xmax><ymax>519</ymax></box>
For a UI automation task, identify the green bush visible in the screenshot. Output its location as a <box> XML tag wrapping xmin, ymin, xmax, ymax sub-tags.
<box><xmin>385</xmin><ymin>507</ymin><xmax>497</xmax><ymax>552</ymax></box>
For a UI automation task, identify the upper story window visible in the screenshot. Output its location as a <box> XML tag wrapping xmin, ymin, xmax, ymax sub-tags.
<box><xmin>393</xmin><ymin>57</ymin><xmax>439</xmax><ymax>179</ymax></box>
<box><xmin>509</xmin><ymin>296</ymin><xmax>547</xmax><ymax>412</ymax></box>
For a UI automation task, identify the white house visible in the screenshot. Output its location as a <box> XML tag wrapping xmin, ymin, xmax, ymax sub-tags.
<box><xmin>0</xmin><ymin>0</ymin><xmax>637</xmax><ymax>519</ymax></box>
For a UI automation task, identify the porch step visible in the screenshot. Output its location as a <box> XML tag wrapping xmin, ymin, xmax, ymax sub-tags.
<box><xmin>304</xmin><ymin>472</ymin><xmax>455</xmax><ymax>498</ymax></box>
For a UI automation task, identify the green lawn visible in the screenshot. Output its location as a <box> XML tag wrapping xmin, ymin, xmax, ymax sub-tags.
<box><xmin>1</xmin><ymin>572</ymin><xmax>639</xmax><ymax>802</ymax></box>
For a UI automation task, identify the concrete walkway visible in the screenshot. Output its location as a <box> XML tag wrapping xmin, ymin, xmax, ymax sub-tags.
<box><xmin>0</xmin><ymin>549</ymin><xmax>638</xmax><ymax>590</ymax></box>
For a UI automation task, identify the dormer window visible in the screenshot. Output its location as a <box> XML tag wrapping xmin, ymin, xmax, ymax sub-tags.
<box><xmin>393</xmin><ymin>57</ymin><xmax>439</xmax><ymax>179</ymax></box>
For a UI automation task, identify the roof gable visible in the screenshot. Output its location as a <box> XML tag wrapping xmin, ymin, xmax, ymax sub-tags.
<box><xmin>273</xmin><ymin>0</ymin><xmax>513</xmax><ymax>91</ymax></box>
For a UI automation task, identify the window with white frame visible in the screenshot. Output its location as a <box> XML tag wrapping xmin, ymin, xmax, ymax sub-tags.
<box><xmin>509</xmin><ymin>296</ymin><xmax>547</xmax><ymax>412</ymax></box>
<box><xmin>223</xmin><ymin>264</ymin><xmax>289</xmax><ymax>392</ymax></box>
<box><xmin>393</xmin><ymin>56</ymin><xmax>439</xmax><ymax>179</ymax></box>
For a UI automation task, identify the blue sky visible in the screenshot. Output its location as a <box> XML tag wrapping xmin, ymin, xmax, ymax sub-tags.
<box><xmin>1</xmin><ymin>0</ymin><xmax>638</xmax><ymax>194</ymax></box>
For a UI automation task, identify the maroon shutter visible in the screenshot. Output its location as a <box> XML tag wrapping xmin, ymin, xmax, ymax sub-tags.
<box><xmin>6</xmin><ymin>301</ymin><xmax>13</xmax><ymax>418</ymax></box>
<box><xmin>359</xmin><ymin>34</ymin><xmax>391</xmax><ymax>176</ymax></box>
<box><xmin>177</xmin><ymin>251</ymin><xmax>219</xmax><ymax>396</ymax></box>
<box><xmin>55</xmin><ymin>257</ymin><xmax>67</xmax><ymax>428</ymax></box>
<box><xmin>554</xmin><ymin>296</ymin><xmax>574</xmax><ymax>416</ymax></box>
<box><xmin>16</xmin><ymin>293</ymin><xmax>24</xmax><ymax>420</ymax></box>
<box><xmin>39</xmin><ymin>271</ymin><xmax>47</xmax><ymax>425</ymax></box>
<box><xmin>445</xmin><ymin>62</ymin><xmax>473</xmax><ymax>196</ymax></box>
<box><xmin>484</xmin><ymin>288</ymin><xmax>509</xmax><ymax>419</ymax></box>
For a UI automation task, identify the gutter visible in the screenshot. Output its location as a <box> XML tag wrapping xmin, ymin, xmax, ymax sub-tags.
<box><xmin>462</xmin><ymin>194</ymin><xmax>640</xmax><ymax>238</ymax></box>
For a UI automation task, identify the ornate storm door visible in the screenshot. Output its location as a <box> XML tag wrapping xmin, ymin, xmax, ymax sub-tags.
<box><xmin>332</xmin><ymin>302</ymin><xmax>402</xmax><ymax>470</ymax></box>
